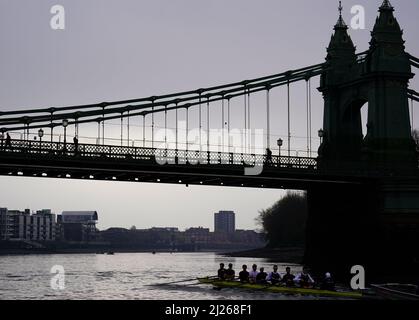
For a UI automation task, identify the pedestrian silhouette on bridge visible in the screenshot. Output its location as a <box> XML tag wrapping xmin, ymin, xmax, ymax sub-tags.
<box><xmin>73</xmin><ymin>136</ymin><xmax>79</xmax><ymax>155</ymax></box>
<box><xmin>5</xmin><ymin>133</ymin><xmax>11</xmax><ymax>149</ymax></box>
<box><xmin>265</xmin><ymin>148</ymin><xmax>272</xmax><ymax>165</ymax></box>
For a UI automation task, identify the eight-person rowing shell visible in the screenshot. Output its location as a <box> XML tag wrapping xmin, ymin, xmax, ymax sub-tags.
<box><xmin>216</xmin><ymin>263</ymin><xmax>335</xmax><ymax>291</ymax></box>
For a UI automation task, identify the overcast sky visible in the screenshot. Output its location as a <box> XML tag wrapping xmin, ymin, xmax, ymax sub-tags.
<box><xmin>0</xmin><ymin>0</ymin><xmax>418</xmax><ymax>231</ymax></box>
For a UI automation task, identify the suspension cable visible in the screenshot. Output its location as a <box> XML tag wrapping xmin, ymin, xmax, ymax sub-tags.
<box><xmin>306</xmin><ymin>79</ymin><xmax>310</xmax><ymax>156</ymax></box>
<box><xmin>222</xmin><ymin>94</ymin><xmax>225</xmax><ymax>153</ymax></box>
<box><xmin>227</xmin><ymin>97</ymin><xmax>231</xmax><ymax>153</ymax></box>
<box><xmin>127</xmin><ymin>110</ymin><xmax>130</xmax><ymax>147</ymax></box>
<box><xmin>186</xmin><ymin>106</ymin><xmax>189</xmax><ymax>153</ymax></box>
<box><xmin>287</xmin><ymin>80</ymin><xmax>291</xmax><ymax>157</ymax></box>
<box><xmin>199</xmin><ymin>92</ymin><xmax>202</xmax><ymax>152</ymax></box>
<box><xmin>120</xmin><ymin>112</ymin><xmax>123</xmax><ymax>147</ymax></box>
<box><xmin>50</xmin><ymin>111</ymin><xmax>54</xmax><ymax>143</ymax></box>
<box><xmin>266</xmin><ymin>86</ymin><xmax>270</xmax><ymax>151</ymax></box>
<box><xmin>207</xmin><ymin>97</ymin><xmax>210</xmax><ymax>153</ymax></box>
<box><xmin>3</xmin><ymin>70</ymin><xmax>325</xmax><ymax>132</ymax></box>
<box><xmin>151</xmin><ymin>100</ymin><xmax>155</xmax><ymax>149</ymax></box>
<box><xmin>175</xmin><ymin>102</ymin><xmax>179</xmax><ymax>151</ymax></box>
<box><xmin>244</xmin><ymin>85</ymin><xmax>247</xmax><ymax>153</ymax></box>
<box><xmin>97</xmin><ymin>120</ymin><xmax>101</xmax><ymax>145</ymax></box>
<box><xmin>309</xmin><ymin>78</ymin><xmax>312</xmax><ymax>157</ymax></box>
<box><xmin>102</xmin><ymin>106</ymin><xmax>105</xmax><ymax>145</ymax></box>
<box><xmin>143</xmin><ymin>115</ymin><xmax>146</xmax><ymax>148</ymax></box>
<box><xmin>164</xmin><ymin>105</ymin><xmax>168</xmax><ymax>148</ymax></box>
<box><xmin>247</xmin><ymin>88</ymin><xmax>251</xmax><ymax>152</ymax></box>
<box><xmin>0</xmin><ymin>63</ymin><xmax>326</xmax><ymax>118</ymax></box>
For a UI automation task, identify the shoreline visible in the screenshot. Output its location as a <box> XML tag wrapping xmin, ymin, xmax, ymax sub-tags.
<box><xmin>222</xmin><ymin>247</ymin><xmax>305</xmax><ymax>264</ymax></box>
<box><xmin>0</xmin><ymin>248</ymin><xmax>242</xmax><ymax>256</ymax></box>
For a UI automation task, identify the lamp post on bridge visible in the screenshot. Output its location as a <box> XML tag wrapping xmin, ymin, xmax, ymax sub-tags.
<box><xmin>38</xmin><ymin>129</ymin><xmax>44</xmax><ymax>152</ymax></box>
<box><xmin>62</xmin><ymin>119</ymin><xmax>69</xmax><ymax>152</ymax></box>
<box><xmin>277</xmin><ymin>138</ymin><xmax>283</xmax><ymax>166</ymax></box>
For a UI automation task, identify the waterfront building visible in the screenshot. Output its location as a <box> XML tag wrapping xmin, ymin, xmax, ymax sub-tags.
<box><xmin>0</xmin><ymin>208</ymin><xmax>57</xmax><ymax>241</ymax></box>
<box><xmin>58</xmin><ymin>211</ymin><xmax>99</xmax><ymax>242</ymax></box>
<box><xmin>214</xmin><ymin>211</ymin><xmax>236</xmax><ymax>233</ymax></box>
<box><xmin>0</xmin><ymin>208</ymin><xmax>12</xmax><ymax>240</ymax></box>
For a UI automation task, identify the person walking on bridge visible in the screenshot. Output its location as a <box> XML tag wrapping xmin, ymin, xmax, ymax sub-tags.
<box><xmin>5</xmin><ymin>133</ymin><xmax>11</xmax><ymax>150</ymax></box>
<box><xmin>265</xmin><ymin>148</ymin><xmax>272</xmax><ymax>165</ymax></box>
<box><xmin>73</xmin><ymin>136</ymin><xmax>79</xmax><ymax>155</ymax></box>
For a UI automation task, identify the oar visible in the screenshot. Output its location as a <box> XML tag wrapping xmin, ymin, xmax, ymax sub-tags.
<box><xmin>151</xmin><ymin>276</ymin><xmax>218</xmax><ymax>286</ymax></box>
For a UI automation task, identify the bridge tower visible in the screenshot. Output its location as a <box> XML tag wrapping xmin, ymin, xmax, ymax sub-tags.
<box><xmin>305</xmin><ymin>1</ymin><xmax>419</xmax><ymax>278</ymax></box>
<box><xmin>319</xmin><ymin>0</ymin><xmax>416</xmax><ymax>164</ymax></box>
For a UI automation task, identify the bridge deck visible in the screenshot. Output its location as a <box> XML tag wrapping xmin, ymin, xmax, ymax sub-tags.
<box><xmin>0</xmin><ymin>139</ymin><xmax>414</xmax><ymax>189</ymax></box>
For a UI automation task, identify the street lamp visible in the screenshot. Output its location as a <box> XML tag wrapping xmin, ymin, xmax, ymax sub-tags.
<box><xmin>277</xmin><ymin>138</ymin><xmax>283</xmax><ymax>166</ymax></box>
<box><xmin>277</xmin><ymin>138</ymin><xmax>283</xmax><ymax>156</ymax></box>
<box><xmin>62</xmin><ymin>119</ymin><xmax>69</xmax><ymax>151</ymax></box>
<box><xmin>38</xmin><ymin>128</ymin><xmax>44</xmax><ymax>151</ymax></box>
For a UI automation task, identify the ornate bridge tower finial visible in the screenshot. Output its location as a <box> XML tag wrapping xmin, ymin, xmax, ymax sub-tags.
<box><xmin>335</xmin><ymin>1</ymin><xmax>347</xmax><ymax>29</ymax></box>
<box><xmin>380</xmin><ymin>0</ymin><xmax>394</xmax><ymax>11</ymax></box>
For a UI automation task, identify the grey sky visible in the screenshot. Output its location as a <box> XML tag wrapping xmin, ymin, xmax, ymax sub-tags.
<box><xmin>0</xmin><ymin>0</ymin><xmax>418</xmax><ymax>230</ymax></box>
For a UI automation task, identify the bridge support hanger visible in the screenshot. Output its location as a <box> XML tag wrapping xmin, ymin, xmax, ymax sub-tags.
<box><xmin>305</xmin><ymin>1</ymin><xmax>419</xmax><ymax>278</ymax></box>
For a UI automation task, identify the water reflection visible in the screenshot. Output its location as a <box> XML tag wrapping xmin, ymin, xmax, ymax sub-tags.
<box><xmin>0</xmin><ymin>252</ymin><xmax>308</xmax><ymax>300</ymax></box>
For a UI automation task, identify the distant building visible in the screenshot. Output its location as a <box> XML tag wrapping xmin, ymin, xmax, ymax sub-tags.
<box><xmin>58</xmin><ymin>211</ymin><xmax>98</xmax><ymax>242</ymax></box>
<box><xmin>0</xmin><ymin>208</ymin><xmax>57</xmax><ymax>241</ymax></box>
<box><xmin>0</xmin><ymin>208</ymin><xmax>12</xmax><ymax>240</ymax></box>
<box><xmin>214</xmin><ymin>211</ymin><xmax>235</xmax><ymax>233</ymax></box>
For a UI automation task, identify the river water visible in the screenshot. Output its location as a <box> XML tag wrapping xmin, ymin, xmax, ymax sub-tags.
<box><xmin>0</xmin><ymin>252</ymin><xmax>329</xmax><ymax>300</ymax></box>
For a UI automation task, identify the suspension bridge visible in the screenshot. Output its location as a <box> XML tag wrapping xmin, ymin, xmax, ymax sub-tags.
<box><xmin>0</xmin><ymin>1</ymin><xmax>418</xmax><ymax>271</ymax></box>
<box><xmin>0</xmin><ymin>2</ymin><xmax>418</xmax><ymax>188</ymax></box>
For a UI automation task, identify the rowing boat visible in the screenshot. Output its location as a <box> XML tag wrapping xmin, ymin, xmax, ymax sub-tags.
<box><xmin>198</xmin><ymin>277</ymin><xmax>363</xmax><ymax>299</ymax></box>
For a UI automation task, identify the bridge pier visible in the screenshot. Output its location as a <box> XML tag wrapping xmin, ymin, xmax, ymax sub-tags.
<box><xmin>304</xmin><ymin>180</ymin><xmax>419</xmax><ymax>281</ymax></box>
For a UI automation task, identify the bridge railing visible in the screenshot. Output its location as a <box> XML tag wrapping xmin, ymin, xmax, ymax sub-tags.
<box><xmin>0</xmin><ymin>139</ymin><xmax>318</xmax><ymax>171</ymax></box>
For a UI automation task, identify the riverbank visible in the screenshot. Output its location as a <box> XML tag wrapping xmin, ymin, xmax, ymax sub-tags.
<box><xmin>223</xmin><ymin>247</ymin><xmax>305</xmax><ymax>264</ymax></box>
<box><xmin>0</xmin><ymin>248</ymin><xmax>240</xmax><ymax>256</ymax></box>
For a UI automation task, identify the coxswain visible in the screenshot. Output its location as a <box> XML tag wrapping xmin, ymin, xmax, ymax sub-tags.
<box><xmin>320</xmin><ymin>272</ymin><xmax>335</xmax><ymax>291</ymax></box>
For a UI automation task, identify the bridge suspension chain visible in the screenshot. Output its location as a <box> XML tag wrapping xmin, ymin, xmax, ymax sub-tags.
<box><xmin>0</xmin><ymin>63</ymin><xmax>328</xmax><ymax>157</ymax></box>
<box><xmin>0</xmin><ymin>75</ymin><xmax>325</xmax><ymax>135</ymax></box>
<box><xmin>0</xmin><ymin>64</ymin><xmax>325</xmax><ymax>131</ymax></box>
<box><xmin>0</xmin><ymin>63</ymin><xmax>326</xmax><ymax>120</ymax></box>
